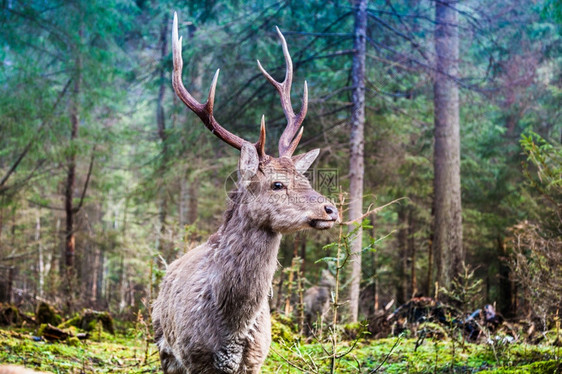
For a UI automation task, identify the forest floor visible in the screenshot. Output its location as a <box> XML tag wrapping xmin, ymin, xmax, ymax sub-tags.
<box><xmin>1</xmin><ymin>326</ymin><xmax>560</xmax><ymax>373</ymax></box>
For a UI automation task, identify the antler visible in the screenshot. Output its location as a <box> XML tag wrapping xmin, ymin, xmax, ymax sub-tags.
<box><xmin>257</xmin><ymin>27</ymin><xmax>308</xmax><ymax>158</ymax></box>
<box><xmin>172</xmin><ymin>12</ymin><xmax>252</xmax><ymax>151</ymax></box>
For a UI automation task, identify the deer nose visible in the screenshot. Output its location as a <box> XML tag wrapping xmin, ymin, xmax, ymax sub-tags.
<box><xmin>324</xmin><ymin>205</ymin><xmax>338</xmax><ymax>220</ymax></box>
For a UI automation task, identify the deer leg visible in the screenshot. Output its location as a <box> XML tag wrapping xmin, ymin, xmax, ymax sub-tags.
<box><xmin>213</xmin><ymin>337</ymin><xmax>245</xmax><ymax>374</ymax></box>
<box><xmin>160</xmin><ymin>349</ymin><xmax>187</xmax><ymax>374</ymax></box>
<box><xmin>154</xmin><ymin>320</ymin><xmax>188</xmax><ymax>374</ymax></box>
<box><xmin>242</xmin><ymin>307</ymin><xmax>271</xmax><ymax>373</ymax></box>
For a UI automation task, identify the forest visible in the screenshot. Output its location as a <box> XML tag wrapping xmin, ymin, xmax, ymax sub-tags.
<box><xmin>0</xmin><ymin>0</ymin><xmax>561</xmax><ymax>373</ymax></box>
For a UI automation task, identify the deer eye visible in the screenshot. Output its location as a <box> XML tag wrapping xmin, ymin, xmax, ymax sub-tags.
<box><xmin>271</xmin><ymin>182</ymin><xmax>285</xmax><ymax>191</ymax></box>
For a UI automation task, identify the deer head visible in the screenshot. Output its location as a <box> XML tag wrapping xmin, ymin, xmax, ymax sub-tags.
<box><xmin>172</xmin><ymin>13</ymin><xmax>338</xmax><ymax>234</ymax></box>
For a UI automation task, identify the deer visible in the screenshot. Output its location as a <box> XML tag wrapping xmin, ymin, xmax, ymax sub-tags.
<box><xmin>304</xmin><ymin>269</ymin><xmax>336</xmax><ymax>337</ymax></box>
<box><xmin>151</xmin><ymin>13</ymin><xmax>339</xmax><ymax>374</ymax></box>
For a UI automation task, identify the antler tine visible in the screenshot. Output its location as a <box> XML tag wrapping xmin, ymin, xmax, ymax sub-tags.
<box><xmin>284</xmin><ymin>126</ymin><xmax>303</xmax><ymax>157</ymax></box>
<box><xmin>255</xmin><ymin>115</ymin><xmax>267</xmax><ymax>158</ymax></box>
<box><xmin>172</xmin><ymin>12</ymin><xmax>246</xmax><ymax>151</ymax></box>
<box><xmin>257</xmin><ymin>26</ymin><xmax>308</xmax><ymax>157</ymax></box>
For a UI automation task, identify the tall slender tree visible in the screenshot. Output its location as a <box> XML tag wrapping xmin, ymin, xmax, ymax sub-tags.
<box><xmin>432</xmin><ymin>0</ymin><xmax>463</xmax><ymax>290</ymax></box>
<box><xmin>348</xmin><ymin>0</ymin><xmax>368</xmax><ymax>322</ymax></box>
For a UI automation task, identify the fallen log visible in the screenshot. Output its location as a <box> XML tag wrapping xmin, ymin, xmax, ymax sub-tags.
<box><xmin>38</xmin><ymin>323</ymin><xmax>70</xmax><ymax>341</ymax></box>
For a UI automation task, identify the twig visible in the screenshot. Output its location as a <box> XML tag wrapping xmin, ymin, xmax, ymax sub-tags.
<box><xmin>270</xmin><ymin>345</ymin><xmax>311</xmax><ymax>373</ymax></box>
<box><xmin>342</xmin><ymin>197</ymin><xmax>408</xmax><ymax>225</ymax></box>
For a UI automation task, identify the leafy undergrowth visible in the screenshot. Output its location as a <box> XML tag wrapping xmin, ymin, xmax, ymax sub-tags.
<box><xmin>265</xmin><ymin>338</ymin><xmax>561</xmax><ymax>373</ymax></box>
<box><xmin>1</xmin><ymin>327</ymin><xmax>560</xmax><ymax>373</ymax></box>
<box><xmin>0</xmin><ymin>327</ymin><xmax>160</xmax><ymax>373</ymax></box>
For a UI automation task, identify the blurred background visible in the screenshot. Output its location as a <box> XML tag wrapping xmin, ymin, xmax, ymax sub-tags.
<box><xmin>0</xmin><ymin>0</ymin><xmax>560</xmax><ymax>329</ymax></box>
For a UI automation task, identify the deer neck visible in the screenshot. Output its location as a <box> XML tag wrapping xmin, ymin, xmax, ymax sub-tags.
<box><xmin>209</xmin><ymin>203</ymin><xmax>281</xmax><ymax>329</ymax></box>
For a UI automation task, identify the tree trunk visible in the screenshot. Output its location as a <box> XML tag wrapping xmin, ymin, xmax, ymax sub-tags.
<box><xmin>408</xmin><ymin>209</ymin><xmax>417</xmax><ymax>297</ymax></box>
<box><xmin>179</xmin><ymin>174</ymin><xmax>188</xmax><ymax>227</ymax></box>
<box><xmin>0</xmin><ymin>198</ymin><xmax>4</xmax><ymax>247</ymax></box>
<box><xmin>275</xmin><ymin>270</ymin><xmax>286</xmax><ymax>311</ymax></box>
<box><xmin>284</xmin><ymin>236</ymin><xmax>301</xmax><ymax>316</ymax></box>
<box><xmin>91</xmin><ymin>246</ymin><xmax>100</xmax><ymax>305</ymax></box>
<box><xmin>348</xmin><ymin>0</ymin><xmax>367</xmax><ymax>323</ymax></box>
<box><xmin>497</xmin><ymin>236</ymin><xmax>515</xmax><ymax>318</ymax></box>
<box><xmin>397</xmin><ymin>208</ymin><xmax>408</xmax><ymax>304</ymax></box>
<box><xmin>156</xmin><ymin>14</ymin><xmax>170</xmax><ymax>261</ymax></box>
<box><xmin>371</xmin><ymin>218</ymin><xmax>379</xmax><ymax>311</ymax></box>
<box><xmin>118</xmin><ymin>253</ymin><xmax>126</xmax><ymax>313</ymax></box>
<box><xmin>96</xmin><ymin>247</ymin><xmax>105</xmax><ymax>305</ymax></box>
<box><xmin>426</xmin><ymin>233</ymin><xmax>433</xmax><ymax>297</ymax></box>
<box><xmin>432</xmin><ymin>0</ymin><xmax>463</xmax><ymax>290</ymax></box>
<box><xmin>36</xmin><ymin>214</ymin><xmax>44</xmax><ymax>298</ymax></box>
<box><xmin>157</xmin><ymin>13</ymin><xmax>169</xmax><ymax>150</ymax></box>
<box><xmin>187</xmin><ymin>178</ymin><xmax>199</xmax><ymax>225</ymax></box>
<box><xmin>64</xmin><ymin>40</ymin><xmax>82</xmax><ymax>273</ymax></box>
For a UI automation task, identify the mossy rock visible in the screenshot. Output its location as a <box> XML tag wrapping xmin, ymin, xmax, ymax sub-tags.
<box><xmin>65</xmin><ymin>336</ymin><xmax>81</xmax><ymax>347</ymax></box>
<box><xmin>0</xmin><ymin>304</ymin><xmax>21</xmax><ymax>326</ymax></box>
<box><xmin>58</xmin><ymin>314</ymin><xmax>81</xmax><ymax>330</ymax></box>
<box><xmin>79</xmin><ymin>309</ymin><xmax>115</xmax><ymax>334</ymax></box>
<box><xmin>35</xmin><ymin>302</ymin><xmax>62</xmax><ymax>326</ymax></box>
<box><xmin>271</xmin><ymin>316</ymin><xmax>296</xmax><ymax>343</ymax></box>
<box><xmin>342</xmin><ymin>321</ymin><xmax>368</xmax><ymax>341</ymax></box>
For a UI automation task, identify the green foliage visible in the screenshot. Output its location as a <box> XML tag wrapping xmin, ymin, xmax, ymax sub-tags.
<box><xmin>0</xmin><ymin>327</ymin><xmax>159</xmax><ymax>373</ymax></box>
<box><xmin>271</xmin><ymin>315</ymin><xmax>297</xmax><ymax>344</ymax></box>
<box><xmin>58</xmin><ymin>315</ymin><xmax>82</xmax><ymax>330</ymax></box>
<box><xmin>65</xmin><ymin>336</ymin><xmax>81</xmax><ymax>347</ymax></box>
<box><xmin>266</xmin><ymin>337</ymin><xmax>560</xmax><ymax>373</ymax></box>
<box><xmin>441</xmin><ymin>262</ymin><xmax>484</xmax><ymax>313</ymax></box>
<box><xmin>35</xmin><ymin>303</ymin><xmax>62</xmax><ymax>326</ymax></box>
<box><xmin>1</xmin><ymin>323</ymin><xmax>561</xmax><ymax>373</ymax></box>
<box><xmin>484</xmin><ymin>359</ymin><xmax>561</xmax><ymax>373</ymax></box>
<box><xmin>520</xmin><ymin>132</ymin><xmax>562</xmax><ymax>196</ymax></box>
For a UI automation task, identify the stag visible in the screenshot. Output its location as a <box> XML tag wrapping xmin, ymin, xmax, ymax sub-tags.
<box><xmin>152</xmin><ymin>13</ymin><xmax>339</xmax><ymax>374</ymax></box>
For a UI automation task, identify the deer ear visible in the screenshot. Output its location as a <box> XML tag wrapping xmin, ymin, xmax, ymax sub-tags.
<box><xmin>292</xmin><ymin>148</ymin><xmax>320</xmax><ymax>173</ymax></box>
<box><xmin>238</xmin><ymin>142</ymin><xmax>259</xmax><ymax>181</ymax></box>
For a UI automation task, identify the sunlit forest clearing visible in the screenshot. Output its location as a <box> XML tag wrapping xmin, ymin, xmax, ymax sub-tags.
<box><xmin>0</xmin><ymin>0</ymin><xmax>561</xmax><ymax>373</ymax></box>
<box><xmin>1</xmin><ymin>326</ymin><xmax>560</xmax><ymax>373</ymax></box>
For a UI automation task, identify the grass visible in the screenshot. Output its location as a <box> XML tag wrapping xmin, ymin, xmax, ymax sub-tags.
<box><xmin>0</xmin><ymin>328</ymin><xmax>160</xmax><ymax>373</ymax></box>
<box><xmin>265</xmin><ymin>337</ymin><xmax>560</xmax><ymax>373</ymax></box>
<box><xmin>1</xmin><ymin>327</ymin><xmax>560</xmax><ymax>373</ymax></box>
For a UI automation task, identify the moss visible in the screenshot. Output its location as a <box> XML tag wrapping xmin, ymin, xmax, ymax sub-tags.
<box><xmin>342</xmin><ymin>321</ymin><xmax>368</xmax><ymax>341</ymax></box>
<box><xmin>35</xmin><ymin>302</ymin><xmax>62</xmax><ymax>326</ymax></box>
<box><xmin>87</xmin><ymin>319</ymin><xmax>98</xmax><ymax>331</ymax></box>
<box><xmin>58</xmin><ymin>315</ymin><xmax>81</xmax><ymax>330</ymax></box>
<box><xmin>417</xmin><ymin>321</ymin><xmax>449</xmax><ymax>339</ymax></box>
<box><xmin>275</xmin><ymin>313</ymin><xmax>297</xmax><ymax>331</ymax></box>
<box><xmin>0</xmin><ymin>304</ymin><xmax>21</xmax><ymax>326</ymax></box>
<box><xmin>527</xmin><ymin>360</ymin><xmax>562</xmax><ymax>373</ymax></box>
<box><xmin>37</xmin><ymin>323</ymin><xmax>48</xmax><ymax>337</ymax></box>
<box><xmin>483</xmin><ymin>359</ymin><xmax>562</xmax><ymax>373</ymax></box>
<box><xmin>80</xmin><ymin>309</ymin><xmax>115</xmax><ymax>334</ymax></box>
<box><xmin>271</xmin><ymin>316</ymin><xmax>296</xmax><ymax>343</ymax></box>
<box><xmin>66</xmin><ymin>336</ymin><xmax>80</xmax><ymax>347</ymax></box>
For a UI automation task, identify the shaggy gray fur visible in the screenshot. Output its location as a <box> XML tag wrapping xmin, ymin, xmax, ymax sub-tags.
<box><xmin>152</xmin><ymin>146</ymin><xmax>338</xmax><ymax>374</ymax></box>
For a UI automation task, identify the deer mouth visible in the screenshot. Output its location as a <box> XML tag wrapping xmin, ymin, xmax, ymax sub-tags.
<box><xmin>308</xmin><ymin>219</ymin><xmax>337</xmax><ymax>230</ymax></box>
